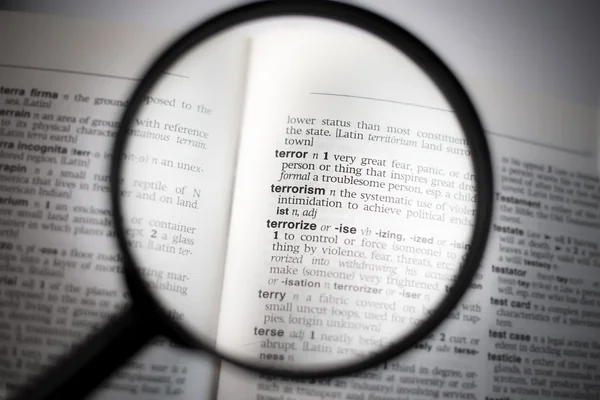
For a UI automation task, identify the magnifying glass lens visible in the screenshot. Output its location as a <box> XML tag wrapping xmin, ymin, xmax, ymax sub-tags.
<box><xmin>119</xmin><ymin>17</ymin><xmax>479</xmax><ymax>372</ymax></box>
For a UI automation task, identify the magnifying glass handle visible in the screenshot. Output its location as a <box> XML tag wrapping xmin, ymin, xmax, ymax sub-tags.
<box><xmin>9</xmin><ymin>306</ymin><xmax>156</xmax><ymax>400</ymax></box>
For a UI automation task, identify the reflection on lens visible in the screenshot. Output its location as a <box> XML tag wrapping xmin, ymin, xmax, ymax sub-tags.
<box><xmin>119</xmin><ymin>17</ymin><xmax>478</xmax><ymax>371</ymax></box>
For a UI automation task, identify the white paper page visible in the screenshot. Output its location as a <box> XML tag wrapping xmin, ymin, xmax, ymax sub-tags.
<box><xmin>215</xmin><ymin>24</ymin><xmax>477</xmax><ymax>398</ymax></box>
<box><xmin>0</xmin><ymin>11</ymin><xmax>247</xmax><ymax>400</ymax></box>
<box><xmin>214</xmin><ymin>26</ymin><xmax>600</xmax><ymax>400</ymax></box>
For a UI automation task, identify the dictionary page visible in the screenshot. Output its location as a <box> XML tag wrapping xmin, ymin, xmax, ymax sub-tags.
<box><xmin>214</xmin><ymin>27</ymin><xmax>600</xmax><ymax>400</ymax></box>
<box><xmin>0</xmin><ymin>11</ymin><xmax>249</xmax><ymax>400</ymax></box>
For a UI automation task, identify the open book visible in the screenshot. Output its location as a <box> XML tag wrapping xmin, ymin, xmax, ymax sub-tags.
<box><xmin>1</xmin><ymin>10</ymin><xmax>600</xmax><ymax>400</ymax></box>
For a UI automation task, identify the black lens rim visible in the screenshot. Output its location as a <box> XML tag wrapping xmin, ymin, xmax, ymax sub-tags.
<box><xmin>110</xmin><ymin>0</ymin><xmax>494</xmax><ymax>379</ymax></box>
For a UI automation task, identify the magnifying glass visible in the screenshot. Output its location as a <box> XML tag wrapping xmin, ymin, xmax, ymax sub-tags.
<box><xmin>11</xmin><ymin>1</ymin><xmax>493</xmax><ymax>399</ymax></box>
